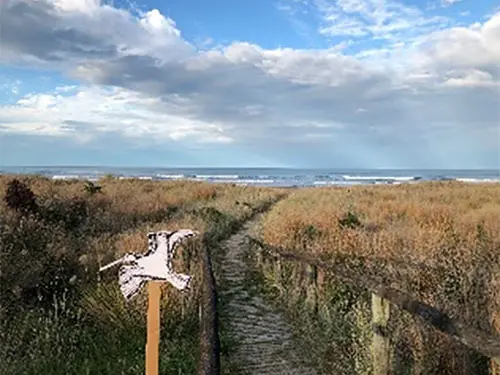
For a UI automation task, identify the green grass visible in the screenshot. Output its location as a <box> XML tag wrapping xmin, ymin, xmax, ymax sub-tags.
<box><xmin>0</xmin><ymin>176</ymin><xmax>285</xmax><ymax>375</ymax></box>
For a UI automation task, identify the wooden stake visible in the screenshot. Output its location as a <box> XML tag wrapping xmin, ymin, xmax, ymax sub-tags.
<box><xmin>146</xmin><ymin>281</ymin><xmax>162</xmax><ymax>375</ymax></box>
<box><xmin>274</xmin><ymin>256</ymin><xmax>282</xmax><ymax>282</ymax></box>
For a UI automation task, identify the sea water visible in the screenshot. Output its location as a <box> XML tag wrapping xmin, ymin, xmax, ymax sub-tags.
<box><xmin>0</xmin><ymin>166</ymin><xmax>498</xmax><ymax>187</ymax></box>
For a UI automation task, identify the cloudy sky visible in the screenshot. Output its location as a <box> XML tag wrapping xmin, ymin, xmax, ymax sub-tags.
<box><xmin>0</xmin><ymin>0</ymin><xmax>499</xmax><ymax>168</ymax></box>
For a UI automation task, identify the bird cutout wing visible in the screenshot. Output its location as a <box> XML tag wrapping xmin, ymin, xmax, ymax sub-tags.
<box><xmin>164</xmin><ymin>272</ymin><xmax>192</xmax><ymax>291</ymax></box>
<box><xmin>118</xmin><ymin>268</ymin><xmax>190</xmax><ymax>300</ymax></box>
<box><xmin>168</xmin><ymin>229</ymin><xmax>198</xmax><ymax>252</ymax></box>
<box><xmin>153</xmin><ymin>229</ymin><xmax>198</xmax><ymax>265</ymax></box>
<box><xmin>119</xmin><ymin>264</ymin><xmax>148</xmax><ymax>301</ymax></box>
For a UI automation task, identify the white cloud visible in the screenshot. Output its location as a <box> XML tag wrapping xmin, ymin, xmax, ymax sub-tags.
<box><xmin>0</xmin><ymin>0</ymin><xmax>499</xmax><ymax>167</ymax></box>
<box><xmin>348</xmin><ymin>11</ymin><xmax>500</xmax><ymax>91</ymax></box>
<box><xmin>415</xmin><ymin>17</ymin><xmax>500</xmax><ymax>69</ymax></box>
<box><xmin>314</xmin><ymin>0</ymin><xmax>449</xmax><ymax>41</ymax></box>
<box><xmin>0</xmin><ymin>0</ymin><xmax>193</xmax><ymax>67</ymax></box>
<box><xmin>0</xmin><ymin>77</ymin><xmax>22</xmax><ymax>96</ymax></box>
<box><xmin>441</xmin><ymin>0</ymin><xmax>462</xmax><ymax>7</ymax></box>
<box><xmin>0</xmin><ymin>86</ymin><xmax>234</xmax><ymax>144</ymax></box>
<box><xmin>443</xmin><ymin>70</ymin><xmax>499</xmax><ymax>88</ymax></box>
<box><xmin>51</xmin><ymin>0</ymin><xmax>100</xmax><ymax>13</ymax></box>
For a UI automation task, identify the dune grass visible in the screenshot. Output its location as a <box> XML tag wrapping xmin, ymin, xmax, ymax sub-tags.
<box><xmin>0</xmin><ymin>175</ymin><xmax>285</xmax><ymax>375</ymax></box>
<box><xmin>3</xmin><ymin>176</ymin><xmax>498</xmax><ymax>374</ymax></box>
<box><xmin>262</xmin><ymin>182</ymin><xmax>500</xmax><ymax>315</ymax></box>
<box><xmin>257</xmin><ymin>182</ymin><xmax>500</xmax><ymax>374</ymax></box>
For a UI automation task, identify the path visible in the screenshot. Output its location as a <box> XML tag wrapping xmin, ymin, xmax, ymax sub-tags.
<box><xmin>219</xmin><ymin>216</ymin><xmax>317</xmax><ymax>375</ymax></box>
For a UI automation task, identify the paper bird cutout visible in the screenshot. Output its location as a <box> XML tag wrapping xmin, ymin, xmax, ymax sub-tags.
<box><xmin>99</xmin><ymin>229</ymin><xmax>198</xmax><ymax>300</ymax></box>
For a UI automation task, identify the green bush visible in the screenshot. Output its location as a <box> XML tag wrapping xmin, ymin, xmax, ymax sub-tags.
<box><xmin>0</xmin><ymin>213</ymin><xmax>83</xmax><ymax>313</ymax></box>
<box><xmin>40</xmin><ymin>197</ymin><xmax>90</xmax><ymax>232</ymax></box>
<box><xmin>4</xmin><ymin>179</ymin><xmax>39</xmax><ymax>215</ymax></box>
<box><xmin>83</xmin><ymin>181</ymin><xmax>102</xmax><ymax>196</ymax></box>
<box><xmin>338</xmin><ymin>211</ymin><xmax>362</xmax><ymax>229</ymax></box>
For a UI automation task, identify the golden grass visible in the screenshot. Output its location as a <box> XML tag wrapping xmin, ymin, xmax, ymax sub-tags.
<box><xmin>258</xmin><ymin>182</ymin><xmax>500</xmax><ymax>374</ymax></box>
<box><xmin>0</xmin><ymin>175</ymin><xmax>284</xmax><ymax>289</ymax></box>
<box><xmin>263</xmin><ymin>182</ymin><xmax>500</xmax><ymax>261</ymax></box>
<box><xmin>262</xmin><ymin>182</ymin><xmax>500</xmax><ymax>329</ymax></box>
<box><xmin>0</xmin><ymin>175</ymin><xmax>281</xmax><ymax>306</ymax></box>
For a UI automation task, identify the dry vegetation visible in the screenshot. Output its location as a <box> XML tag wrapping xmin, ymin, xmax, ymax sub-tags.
<box><xmin>0</xmin><ymin>175</ymin><xmax>285</xmax><ymax>375</ymax></box>
<box><xmin>263</xmin><ymin>182</ymin><xmax>499</xmax><ymax>260</ymax></box>
<box><xmin>262</xmin><ymin>183</ymin><xmax>500</xmax><ymax>308</ymax></box>
<box><xmin>3</xmin><ymin>176</ymin><xmax>499</xmax><ymax>374</ymax></box>
<box><xmin>258</xmin><ymin>182</ymin><xmax>500</xmax><ymax>374</ymax></box>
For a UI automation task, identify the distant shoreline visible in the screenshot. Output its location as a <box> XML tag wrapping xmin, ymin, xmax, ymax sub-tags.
<box><xmin>1</xmin><ymin>172</ymin><xmax>499</xmax><ymax>189</ymax></box>
<box><xmin>0</xmin><ymin>166</ymin><xmax>498</xmax><ymax>189</ymax></box>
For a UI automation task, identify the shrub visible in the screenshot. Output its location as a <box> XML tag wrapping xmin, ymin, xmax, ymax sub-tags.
<box><xmin>0</xmin><ymin>214</ymin><xmax>82</xmax><ymax>312</ymax></box>
<box><xmin>83</xmin><ymin>181</ymin><xmax>102</xmax><ymax>196</ymax></box>
<box><xmin>4</xmin><ymin>179</ymin><xmax>38</xmax><ymax>215</ymax></box>
<box><xmin>40</xmin><ymin>197</ymin><xmax>90</xmax><ymax>231</ymax></box>
<box><xmin>338</xmin><ymin>211</ymin><xmax>362</xmax><ymax>229</ymax></box>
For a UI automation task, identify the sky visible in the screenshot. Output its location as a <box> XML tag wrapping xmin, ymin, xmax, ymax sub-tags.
<box><xmin>0</xmin><ymin>0</ymin><xmax>499</xmax><ymax>169</ymax></box>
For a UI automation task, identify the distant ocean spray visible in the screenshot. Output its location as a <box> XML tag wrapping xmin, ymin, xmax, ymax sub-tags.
<box><xmin>0</xmin><ymin>167</ymin><xmax>499</xmax><ymax>187</ymax></box>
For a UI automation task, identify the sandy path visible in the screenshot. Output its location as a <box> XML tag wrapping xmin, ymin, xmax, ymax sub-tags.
<box><xmin>219</xmin><ymin>216</ymin><xmax>317</xmax><ymax>375</ymax></box>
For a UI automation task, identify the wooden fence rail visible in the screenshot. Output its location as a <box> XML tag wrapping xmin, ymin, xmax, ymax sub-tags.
<box><xmin>196</xmin><ymin>238</ymin><xmax>221</xmax><ymax>375</ymax></box>
<box><xmin>248</xmin><ymin>236</ymin><xmax>500</xmax><ymax>372</ymax></box>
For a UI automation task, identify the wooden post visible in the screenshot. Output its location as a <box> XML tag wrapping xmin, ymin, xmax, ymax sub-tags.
<box><xmin>146</xmin><ymin>281</ymin><xmax>163</xmax><ymax>375</ymax></box>
<box><xmin>256</xmin><ymin>246</ymin><xmax>263</xmax><ymax>267</ymax></box>
<box><xmin>371</xmin><ymin>293</ymin><xmax>391</xmax><ymax>375</ymax></box>
<box><xmin>491</xmin><ymin>311</ymin><xmax>500</xmax><ymax>374</ymax></box>
<box><xmin>197</xmin><ymin>243</ymin><xmax>221</xmax><ymax>375</ymax></box>
<box><xmin>305</xmin><ymin>264</ymin><xmax>317</xmax><ymax>310</ymax></box>
<box><xmin>274</xmin><ymin>256</ymin><xmax>282</xmax><ymax>282</ymax></box>
<box><xmin>492</xmin><ymin>358</ymin><xmax>500</xmax><ymax>375</ymax></box>
<box><xmin>317</xmin><ymin>268</ymin><xmax>325</xmax><ymax>288</ymax></box>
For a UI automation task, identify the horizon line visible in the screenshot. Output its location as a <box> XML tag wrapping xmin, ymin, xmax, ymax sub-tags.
<box><xmin>0</xmin><ymin>165</ymin><xmax>498</xmax><ymax>171</ymax></box>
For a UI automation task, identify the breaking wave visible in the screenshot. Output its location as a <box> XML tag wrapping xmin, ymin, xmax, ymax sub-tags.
<box><xmin>0</xmin><ymin>167</ymin><xmax>498</xmax><ymax>188</ymax></box>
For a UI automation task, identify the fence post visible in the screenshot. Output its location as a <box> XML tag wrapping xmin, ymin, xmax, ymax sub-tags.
<box><xmin>256</xmin><ymin>246</ymin><xmax>263</xmax><ymax>267</ymax></box>
<box><xmin>305</xmin><ymin>264</ymin><xmax>317</xmax><ymax>309</ymax></box>
<box><xmin>274</xmin><ymin>255</ymin><xmax>282</xmax><ymax>282</ymax></box>
<box><xmin>492</xmin><ymin>358</ymin><xmax>500</xmax><ymax>375</ymax></box>
<box><xmin>317</xmin><ymin>267</ymin><xmax>325</xmax><ymax>288</ymax></box>
<box><xmin>371</xmin><ymin>293</ymin><xmax>391</xmax><ymax>375</ymax></box>
<box><xmin>197</xmin><ymin>243</ymin><xmax>221</xmax><ymax>375</ymax></box>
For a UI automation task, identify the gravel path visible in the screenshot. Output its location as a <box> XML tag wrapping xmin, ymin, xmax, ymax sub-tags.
<box><xmin>219</xmin><ymin>217</ymin><xmax>317</xmax><ymax>375</ymax></box>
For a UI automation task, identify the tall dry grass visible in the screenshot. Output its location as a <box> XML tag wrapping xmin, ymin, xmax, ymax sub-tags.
<box><xmin>259</xmin><ymin>182</ymin><xmax>500</xmax><ymax>374</ymax></box>
<box><xmin>263</xmin><ymin>182</ymin><xmax>500</xmax><ymax>260</ymax></box>
<box><xmin>262</xmin><ymin>183</ymin><xmax>500</xmax><ymax>304</ymax></box>
<box><xmin>0</xmin><ymin>175</ymin><xmax>285</xmax><ymax>374</ymax></box>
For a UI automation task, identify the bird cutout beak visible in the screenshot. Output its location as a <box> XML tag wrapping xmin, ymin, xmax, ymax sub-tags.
<box><xmin>99</xmin><ymin>253</ymin><xmax>138</xmax><ymax>272</ymax></box>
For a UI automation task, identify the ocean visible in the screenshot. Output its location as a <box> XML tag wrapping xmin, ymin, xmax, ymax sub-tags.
<box><xmin>0</xmin><ymin>166</ymin><xmax>498</xmax><ymax>187</ymax></box>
